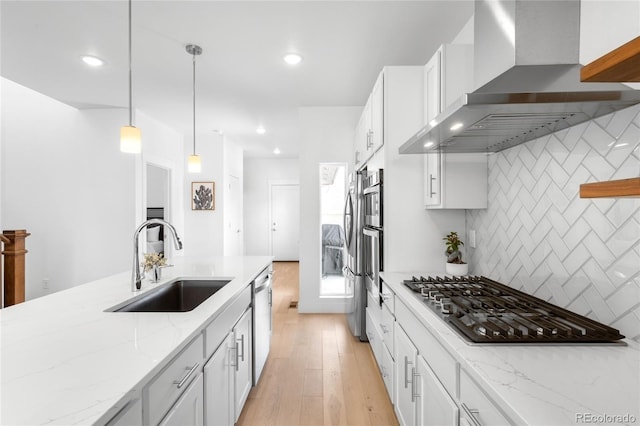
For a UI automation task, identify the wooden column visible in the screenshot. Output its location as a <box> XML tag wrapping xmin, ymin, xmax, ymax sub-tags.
<box><xmin>2</xmin><ymin>230</ymin><xmax>30</xmax><ymax>307</ymax></box>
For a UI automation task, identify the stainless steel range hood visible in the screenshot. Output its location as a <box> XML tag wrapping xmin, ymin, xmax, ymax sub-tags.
<box><xmin>399</xmin><ymin>0</ymin><xmax>640</xmax><ymax>154</ymax></box>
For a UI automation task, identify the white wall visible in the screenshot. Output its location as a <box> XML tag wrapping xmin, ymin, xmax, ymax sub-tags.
<box><xmin>580</xmin><ymin>0</ymin><xmax>640</xmax><ymax>90</ymax></box>
<box><xmin>183</xmin><ymin>132</ymin><xmax>224</xmax><ymax>257</ymax></box>
<box><xmin>223</xmin><ymin>137</ymin><xmax>244</xmax><ymax>256</ymax></box>
<box><xmin>298</xmin><ymin>106</ymin><xmax>361</xmax><ymax>313</ymax></box>
<box><xmin>136</xmin><ymin>110</ymin><xmax>186</xmax><ymax>260</ymax></box>
<box><xmin>1</xmin><ymin>78</ymin><xmax>136</xmax><ymax>299</ymax></box>
<box><xmin>243</xmin><ymin>158</ymin><xmax>299</xmax><ymax>256</ymax></box>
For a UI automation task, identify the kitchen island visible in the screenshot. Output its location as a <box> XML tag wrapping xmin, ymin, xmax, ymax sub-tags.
<box><xmin>1</xmin><ymin>255</ymin><xmax>272</xmax><ymax>425</ymax></box>
<box><xmin>380</xmin><ymin>271</ymin><xmax>640</xmax><ymax>426</ymax></box>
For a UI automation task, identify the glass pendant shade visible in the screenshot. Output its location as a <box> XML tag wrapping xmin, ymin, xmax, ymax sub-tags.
<box><xmin>120</xmin><ymin>125</ymin><xmax>141</xmax><ymax>153</ymax></box>
<box><xmin>188</xmin><ymin>154</ymin><xmax>202</xmax><ymax>173</ymax></box>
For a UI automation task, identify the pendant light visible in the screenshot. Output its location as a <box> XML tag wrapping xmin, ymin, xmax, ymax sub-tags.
<box><xmin>120</xmin><ymin>0</ymin><xmax>141</xmax><ymax>153</ymax></box>
<box><xmin>186</xmin><ymin>44</ymin><xmax>203</xmax><ymax>173</ymax></box>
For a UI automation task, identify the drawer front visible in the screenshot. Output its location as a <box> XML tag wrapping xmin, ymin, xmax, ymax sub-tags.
<box><xmin>145</xmin><ymin>334</ymin><xmax>204</xmax><ymax>426</ymax></box>
<box><xmin>381</xmin><ymin>303</ymin><xmax>394</xmax><ymax>356</ymax></box>
<box><xmin>204</xmin><ymin>285</ymin><xmax>251</xmax><ymax>359</ymax></box>
<box><xmin>367</xmin><ymin>291</ymin><xmax>382</xmax><ymax>324</ymax></box>
<box><xmin>395</xmin><ymin>297</ymin><xmax>457</xmax><ymax>399</ymax></box>
<box><xmin>366</xmin><ymin>307</ymin><xmax>383</xmax><ymax>367</ymax></box>
<box><xmin>380</xmin><ymin>344</ymin><xmax>394</xmax><ymax>402</ymax></box>
<box><xmin>460</xmin><ymin>370</ymin><xmax>513</xmax><ymax>426</ymax></box>
<box><xmin>380</xmin><ymin>281</ymin><xmax>394</xmax><ymax>314</ymax></box>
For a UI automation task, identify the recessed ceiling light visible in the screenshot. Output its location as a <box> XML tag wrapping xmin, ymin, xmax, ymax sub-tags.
<box><xmin>256</xmin><ymin>126</ymin><xmax>266</xmax><ymax>134</ymax></box>
<box><xmin>81</xmin><ymin>55</ymin><xmax>105</xmax><ymax>67</ymax></box>
<box><xmin>283</xmin><ymin>53</ymin><xmax>302</xmax><ymax>65</ymax></box>
<box><xmin>273</xmin><ymin>147</ymin><xmax>281</xmax><ymax>155</ymax></box>
<box><xmin>424</xmin><ymin>141</ymin><xmax>434</xmax><ymax>148</ymax></box>
<box><xmin>450</xmin><ymin>122</ymin><xmax>463</xmax><ymax>131</ymax></box>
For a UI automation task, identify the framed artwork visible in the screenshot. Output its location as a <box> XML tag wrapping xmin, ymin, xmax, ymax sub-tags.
<box><xmin>191</xmin><ymin>182</ymin><xmax>215</xmax><ymax>210</ymax></box>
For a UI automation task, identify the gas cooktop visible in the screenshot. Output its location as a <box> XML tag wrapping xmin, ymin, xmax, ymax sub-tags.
<box><xmin>403</xmin><ymin>275</ymin><xmax>625</xmax><ymax>344</ymax></box>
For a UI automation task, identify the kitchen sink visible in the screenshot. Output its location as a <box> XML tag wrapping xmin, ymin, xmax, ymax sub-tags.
<box><xmin>108</xmin><ymin>279</ymin><xmax>231</xmax><ymax>312</ymax></box>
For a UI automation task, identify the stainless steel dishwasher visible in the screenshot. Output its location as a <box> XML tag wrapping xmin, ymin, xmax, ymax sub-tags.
<box><xmin>252</xmin><ymin>265</ymin><xmax>272</xmax><ymax>384</ymax></box>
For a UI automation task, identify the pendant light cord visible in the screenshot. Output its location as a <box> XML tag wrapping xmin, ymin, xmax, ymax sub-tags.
<box><xmin>128</xmin><ymin>0</ymin><xmax>133</xmax><ymax>126</ymax></box>
<box><xmin>192</xmin><ymin>51</ymin><xmax>196</xmax><ymax>156</ymax></box>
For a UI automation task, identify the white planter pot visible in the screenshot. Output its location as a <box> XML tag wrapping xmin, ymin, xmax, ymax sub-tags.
<box><xmin>445</xmin><ymin>262</ymin><xmax>468</xmax><ymax>276</ymax></box>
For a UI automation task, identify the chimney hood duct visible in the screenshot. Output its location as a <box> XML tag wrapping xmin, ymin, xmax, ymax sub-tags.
<box><xmin>399</xmin><ymin>0</ymin><xmax>640</xmax><ymax>154</ymax></box>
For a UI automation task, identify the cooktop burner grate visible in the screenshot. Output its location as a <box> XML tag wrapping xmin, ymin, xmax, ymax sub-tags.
<box><xmin>403</xmin><ymin>276</ymin><xmax>625</xmax><ymax>344</ymax></box>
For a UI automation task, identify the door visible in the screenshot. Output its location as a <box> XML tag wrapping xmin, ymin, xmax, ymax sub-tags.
<box><xmin>395</xmin><ymin>323</ymin><xmax>417</xmax><ymax>426</ymax></box>
<box><xmin>225</xmin><ymin>175</ymin><xmax>243</xmax><ymax>256</ymax></box>
<box><xmin>203</xmin><ymin>332</ymin><xmax>233</xmax><ymax>426</ymax></box>
<box><xmin>270</xmin><ymin>184</ymin><xmax>300</xmax><ymax>261</ymax></box>
<box><xmin>234</xmin><ymin>309</ymin><xmax>253</xmax><ymax>422</ymax></box>
<box><xmin>159</xmin><ymin>374</ymin><xmax>204</xmax><ymax>426</ymax></box>
<box><xmin>416</xmin><ymin>355</ymin><xmax>458</xmax><ymax>426</ymax></box>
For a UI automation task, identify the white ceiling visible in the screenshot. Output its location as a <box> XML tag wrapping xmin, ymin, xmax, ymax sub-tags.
<box><xmin>1</xmin><ymin>1</ymin><xmax>474</xmax><ymax>158</ymax></box>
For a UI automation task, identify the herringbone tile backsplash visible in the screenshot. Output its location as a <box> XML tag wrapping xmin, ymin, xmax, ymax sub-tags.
<box><xmin>467</xmin><ymin>104</ymin><xmax>640</xmax><ymax>342</ymax></box>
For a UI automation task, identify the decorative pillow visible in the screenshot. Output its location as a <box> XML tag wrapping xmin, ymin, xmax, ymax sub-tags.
<box><xmin>147</xmin><ymin>226</ymin><xmax>160</xmax><ymax>242</ymax></box>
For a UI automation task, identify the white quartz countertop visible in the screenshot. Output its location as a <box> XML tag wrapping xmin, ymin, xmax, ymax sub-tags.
<box><xmin>380</xmin><ymin>271</ymin><xmax>640</xmax><ymax>426</ymax></box>
<box><xmin>1</xmin><ymin>255</ymin><xmax>272</xmax><ymax>425</ymax></box>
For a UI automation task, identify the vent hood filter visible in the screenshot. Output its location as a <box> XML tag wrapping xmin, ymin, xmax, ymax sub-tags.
<box><xmin>400</xmin><ymin>90</ymin><xmax>640</xmax><ymax>154</ymax></box>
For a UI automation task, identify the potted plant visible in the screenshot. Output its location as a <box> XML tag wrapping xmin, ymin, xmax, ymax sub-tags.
<box><xmin>143</xmin><ymin>252</ymin><xmax>167</xmax><ymax>282</ymax></box>
<box><xmin>443</xmin><ymin>231</ymin><xmax>468</xmax><ymax>276</ymax></box>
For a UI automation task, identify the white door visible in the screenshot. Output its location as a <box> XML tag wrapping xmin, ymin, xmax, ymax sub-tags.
<box><xmin>203</xmin><ymin>332</ymin><xmax>233</xmax><ymax>426</ymax></box>
<box><xmin>234</xmin><ymin>309</ymin><xmax>253</xmax><ymax>422</ymax></box>
<box><xmin>225</xmin><ymin>175</ymin><xmax>243</xmax><ymax>256</ymax></box>
<box><xmin>158</xmin><ymin>374</ymin><xmax>203</xmax><ymax>426</ymax></box>
<box><xmin>270</xmin><ymin>184</ymin><xmax>300</xmax><ymax>261</ymax></box>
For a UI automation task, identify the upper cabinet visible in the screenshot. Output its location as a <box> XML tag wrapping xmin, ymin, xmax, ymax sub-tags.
<box><xmin>423</xmin><ymin>44</ymin><xmax>487</xmax><ymax>210</ymax></box>
<box><xmin>354</xmin><ymin>72</ymin><xmax>384</xmax><ymax>169</ymax></box>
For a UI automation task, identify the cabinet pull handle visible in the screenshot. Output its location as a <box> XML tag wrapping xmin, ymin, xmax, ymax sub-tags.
<box><xmin>429</xmin><ymin>174</ymin><xmax>437</xmax><ymax>197</ymax></box>
<box><xmin>404</xmin><ymin>356</ymin><xmax>413</xmax><ymax>389</ymax></box>
<box><xmin>173</xmin><ymin>363</ymin><xmax>200</xmax><ymax>389</ymax></box>
<box><xmin>237</xmin><ymin>334</ymin><xmax>245</xmax><ymax>362</ymax></box>
<box><xmin>367</xmin><ymin>130</ymin><xmax>373</xmax><ymax>148</ymax></box>
<box><xmin>411</xmin><ymin>368</ymin><xmax>419</xmax><ymax>402</ymax></box>
<box><xmin>461</xmin><ymin>403</ymin><xmax>482</xmax><ymax>426</ymax></box>
<box><xmin>235</xmin><ymin>342</ymin><xmax>240</xmax><ymax>371</ymax></box>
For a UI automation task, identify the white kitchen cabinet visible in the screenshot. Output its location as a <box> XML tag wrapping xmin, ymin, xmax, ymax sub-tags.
<box><xmin>203</xmin><ymin>332</ymin><xmax>234</xmax><ymax>426</ymax></box>
<box><xmin>234</xmin><ymin>308</ymin><xmax>253</xmax><ymax>422</ymax></box>
<box><xmin>394</xmin><ymin>323</ymin><xmax>418</xmax><ymax>426</ymax></box>
<box><xmin>424</xmin><ymin>44</ymin><xmax>472</xmax><ymax>126</ymax></box>
<box><xmin>159</xmin><ymin>374</ymin><xmax>204</xmax><ymax>426</ymax></box>
<box><xmin>105</xmin><ymin>398</ymin><xmax>142</xmax><ymax>426</ymax></box>
<box><xmin>424</xmin><ymin>152</ymin><xmax>487</xmax><ymax>209</ymax></box>
<box><xmin>144</xmin><ymin>334</ymin><xmax>204</xmax><ymax>426</ymax></box>
<box><xmin>354</xmin><ymin>71</ymin><xmax>384</xmax><ymax>168</ymax></box>
<box><xmin>460</xmin><ymin>369</ymin><xmax>514</xmax><ymax>426</ymax></box>
<box><xmin>416</xmin><ymin>355</ymin><xmax>458</xmax><ymax>426</ymax></box>
<box><xmin>423</xmin><ymin>43</ymin><xmax>487</xmax><ymax>210</ymax></box>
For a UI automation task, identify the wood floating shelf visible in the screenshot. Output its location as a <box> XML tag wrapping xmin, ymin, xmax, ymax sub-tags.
<box><xmin>581</xmin><ymin>36</ymin><xmax>640</xmax><ymax>82</ymax></box>
<box><xmin>580</xmin><ymin>177</ymin><xmax>640</xmax><ymax>198</ymax></box>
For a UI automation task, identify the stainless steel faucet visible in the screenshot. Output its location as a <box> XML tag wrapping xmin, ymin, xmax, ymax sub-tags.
<box><xmin>132</xmin><ymin>219</ymin><xmax>183</xmax><ymax>291</ymax></box>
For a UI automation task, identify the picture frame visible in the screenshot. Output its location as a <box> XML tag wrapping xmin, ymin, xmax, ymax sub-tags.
<box><xmin>191</xmin><ymin>181</ymin><xmax>215</xmax><ymax>210</ymax></box>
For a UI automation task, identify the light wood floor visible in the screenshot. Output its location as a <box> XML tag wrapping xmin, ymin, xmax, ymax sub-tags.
<box><xmin>238</xmin><ymin>261</ymin><xmax>399</xmax><ymax>426</ymax></box>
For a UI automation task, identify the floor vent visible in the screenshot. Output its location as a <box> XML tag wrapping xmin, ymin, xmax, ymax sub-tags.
<box><xmin>289</xmin><ymin>301</ymin><xmax>298</xmax><ymax>309</ymax></box>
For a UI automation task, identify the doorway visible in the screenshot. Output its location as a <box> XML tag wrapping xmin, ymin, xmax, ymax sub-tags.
<box><xmin>225</xmin><ymin>174</ymin><xmax>243</xmax><ymax>256</ymax></box>
<box><xmin>319</xmin><ymin>163</ymin><xmax>348</xmax><ymax>297</ymax></box>
<box><xmin>270</xmin><ymin>183</ymin><xmax>300</xmax><ymax>261</ymax></box>
<box><xmin>146</xmin><ymin>163</ymin><xmax>170</xmax><ymax>256</ymax></box>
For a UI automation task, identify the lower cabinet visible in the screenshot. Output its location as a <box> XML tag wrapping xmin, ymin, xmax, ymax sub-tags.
<box><xmin>459</xmin><ymin>369</ymin><xmax>513</xmax><ymax>426</ymax></box>
<box><xmin>394</xmin><ymin>323</ymin><xmax>418</xmax><ymax>426</ymax></box>
<box><xmin>144</xmin><ymin>334</ymin><xmax>204</xmax><ymax>426</ymax></box>
<box><xmin>233</xmin><ymin>308</ymin><xmax>253</xmax><ymax>421</ymax></box>
<box><xmin>203</xmin><ymin>308</ymin><xmax>253</xmax><ymax>426</ymax></box>
<box><xmin>416</xmin><ymin>356</ymin><xmax>458</xmax><ymax>426</ymax></box>
<box><xmin>159</xmin><ymin>374</ymin><xmax>204</xmax><ymax>426</ymax></box>
<box><xmin>105</xmin><ymin>398</ymin><xmax>142</xmax><ymax>426</ymax></box>
<box><xmin>203</xmin><ymin>332</ymin><xmax>234</xmax><ymax>426</ymax></box>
